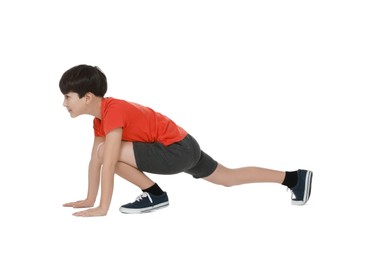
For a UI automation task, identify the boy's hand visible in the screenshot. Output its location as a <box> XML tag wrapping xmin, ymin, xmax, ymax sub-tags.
<box><xmin>63</xmin><ymin>199</ymin><xmax>94</xmax><ymax>208</ymax></box>
<box><xmin>72</xmin><ymin>207</ymin><xmax>108</xmax><ymax>217</ymax></box>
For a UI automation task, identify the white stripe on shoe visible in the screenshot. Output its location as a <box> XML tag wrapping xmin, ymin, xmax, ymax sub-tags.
<box><xmin>291</xmin><ymin>170</ymin><xmax>313</xmax><ymax>205</ymax></box>
<box><xmin>119</xmin><ymin>201</ymin><xmax>169</xmax><ymax>214</ymax></box>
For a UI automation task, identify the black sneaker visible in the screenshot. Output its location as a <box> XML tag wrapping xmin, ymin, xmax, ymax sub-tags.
<box><xmin>290</xmin><ymin>169</ymin><xmax>313</xmax><ymax>205</ymax></box>
<box><xmin>119</xmin><ymin>192</ymin><xmax>169</xmax><ymax>214</ymax></box>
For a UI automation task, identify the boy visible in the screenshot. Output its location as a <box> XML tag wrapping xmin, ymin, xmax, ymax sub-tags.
<box><xmin>60</xmin><ymin>64</ymin><xmax>313</xmax><ymax>217</ymax></box>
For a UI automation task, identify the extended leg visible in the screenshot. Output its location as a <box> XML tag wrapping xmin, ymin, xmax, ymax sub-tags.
<box><xmin>204</xmin><ymin>164</ymin><xmax>313</xmax><ymax>205</ymax></box>
<box><xmin>203</xmin><ymin>164</ymin><xmax>285</xmax><ymax>187</ymax></box>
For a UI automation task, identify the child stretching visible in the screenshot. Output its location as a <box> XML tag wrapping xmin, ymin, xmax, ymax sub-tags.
<box><xmin>60</xmin><ymin>64</ymin><xmax>313</xmax><ymax>217</ymax></box>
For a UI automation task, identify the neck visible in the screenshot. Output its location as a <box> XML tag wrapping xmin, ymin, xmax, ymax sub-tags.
<box><xmin>87</xmin><ymin>96</ymin><xmax>103</xmax><ymax>119</ymax></box>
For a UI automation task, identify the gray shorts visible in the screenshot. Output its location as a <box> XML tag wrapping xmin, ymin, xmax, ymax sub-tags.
<box><xmin>133</xmin><ymin>134</ymin><xmax>218</xmax><ymax>178</ymax></box>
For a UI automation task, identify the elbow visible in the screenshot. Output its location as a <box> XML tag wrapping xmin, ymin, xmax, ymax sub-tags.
<box><xmin>101</xmin><ymin>161</ymin><xmax>118</xmax><ymax>173</ymax></box>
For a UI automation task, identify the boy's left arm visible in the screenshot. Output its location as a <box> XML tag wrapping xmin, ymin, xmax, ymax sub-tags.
<box><xmin>73</xmin><ymin>128</ymin><xmax>122</xmax><ymax>217</ymax></box>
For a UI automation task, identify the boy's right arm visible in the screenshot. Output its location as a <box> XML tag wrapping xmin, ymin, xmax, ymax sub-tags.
<box><xmin>63</xmin><ymin>136</ymin><xmax>105</xmax><ymax>208</ymax></box>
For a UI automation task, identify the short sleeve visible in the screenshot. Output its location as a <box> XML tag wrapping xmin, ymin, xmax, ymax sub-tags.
<box><xmin>93</xmin><ymin>118</ymin><xmax>104</xmax><ymax>137</ymax></box>
<box><xmin>103</xmin><ymin>102</ymin><xmax>126</xmax><ymax>134</ymax></box>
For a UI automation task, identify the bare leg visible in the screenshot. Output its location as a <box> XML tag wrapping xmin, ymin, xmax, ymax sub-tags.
<box><xmin>203</xmin><ymin>164</ymin><xmax>285</xmax><ymax>187</ymax></box>
<box><xmin>97</xmin><ymin>141</ymin><xmax>155</xmax><ymax>190</ymax></box>
<box><xmin>115</xmin><ymin>162</ymin><xmax>155</xmax><ymax>190</ymax></box>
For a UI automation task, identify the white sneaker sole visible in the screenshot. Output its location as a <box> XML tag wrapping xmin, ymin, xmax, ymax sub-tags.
<box><xmin>119</xmin><ymin>201</ymin><xmax>169</xmax><ymax>214</ymax></box>
<box><xmin>291</xmin><ymin>170</ymin><xmax>313</xmax><ymax>206</ymax></box>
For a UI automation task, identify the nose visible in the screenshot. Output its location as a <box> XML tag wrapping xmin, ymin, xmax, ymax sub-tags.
<box><xmin>63</xmin><ymin>98</ymin><xmax>67</xmax><ymax>107</ymax></box>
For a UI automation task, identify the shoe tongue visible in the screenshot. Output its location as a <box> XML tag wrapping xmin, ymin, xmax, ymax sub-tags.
<box><xmin>136</xmin><ymin>193</ymin><xmax>147</xmax><ymax>201</ymax></box>
<box><xmin>140</xmin><ymin>192</ymin><xmax>149</xmax><ymax>200</ymax></box>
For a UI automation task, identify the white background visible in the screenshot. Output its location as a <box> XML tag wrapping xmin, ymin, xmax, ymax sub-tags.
<box><xmin>1</xmin><ymin>0</ymin><xmax>371</xmax><ymax>259</ymax></box>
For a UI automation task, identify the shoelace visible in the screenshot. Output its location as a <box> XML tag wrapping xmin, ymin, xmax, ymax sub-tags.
<box><xmin>287</xmin><ymin>188</ymin><xmax>296</xmax><ymax>199</ymax></box>
<box><xmin>135</xmin><ymin>192</ymin><xmax>153</xmax><ymax>203</ymax></box>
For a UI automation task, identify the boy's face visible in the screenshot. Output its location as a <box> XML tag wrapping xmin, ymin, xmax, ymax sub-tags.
<box><xmin>63</xmin><ymin>92</ymin><xmax>86</xmax><ymax>118</ymax></box>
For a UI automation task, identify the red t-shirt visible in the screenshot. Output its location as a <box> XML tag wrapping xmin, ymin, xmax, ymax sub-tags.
<box><xmin>93</xmin><ymin>97</ymin><xmax>188</xmax><ymax>146</ymax></box>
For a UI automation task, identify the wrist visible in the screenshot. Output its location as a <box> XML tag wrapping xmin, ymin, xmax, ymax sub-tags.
<box><xmin>98</xmin><ymin>205</ymin><xmax>109</xmax><ymax>213</ymax></box>
<box><xmin>85</xmin><ymin>197</ymin><xmax>96</xmax><ymax>205</ymax></box>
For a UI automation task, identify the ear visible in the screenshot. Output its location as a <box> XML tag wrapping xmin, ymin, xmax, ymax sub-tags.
<box><xmin>84</xmin><ymin>92</ymin><xmax>94</xmax><ymax>104</ymax></box>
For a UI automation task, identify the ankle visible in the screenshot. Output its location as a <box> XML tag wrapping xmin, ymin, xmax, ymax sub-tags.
<box><xmin>282</xmin><ymin>170</ymin><xmax>298</xmax><ymax>188</ymax></box>
<box><xmin>142</xmin><ymin>183</ymin><xmax>164</xmax><ymax>196</ymax></box>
